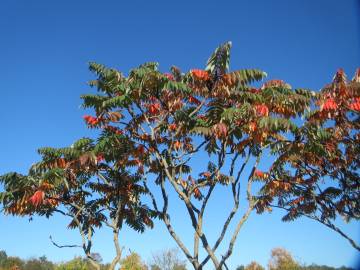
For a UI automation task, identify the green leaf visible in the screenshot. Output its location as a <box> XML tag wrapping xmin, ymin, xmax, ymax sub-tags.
<box><xmin>205</xmin><ymin>41</ymin><xmax>232</xmax><ymax>77</ymax></box>
<box><xmin>259</xmin><ymin>117</ymin><xmax>297</xmax><ymax>132</ymax></box>
<box><xmin>102</xmin><ymin>95</ymin><xmax>128</xmax><ymax>110</ymax></box>
<box><xmin>228</xmin><ymin>69</ymin><xmax>267</xmax><ymax>85</ymax></box>
<box><xmin>81</xmin><ymin>94</ymin><xmax>107</xmax><ymax>109</ymax></box>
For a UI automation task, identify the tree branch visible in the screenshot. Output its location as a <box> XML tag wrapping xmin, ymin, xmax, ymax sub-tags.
<box><xmin>218</xmin><ymin>152</ymin><xmax>262</xmax><ymax>269</ymax></box>
<box><xmin>200</xmin><ymin>150</ymin><xmax>251</xmax><ymax>268</ymax></box>
<box><xmin>49</xmin><ymin>235</ymin><xmax>81</xmax><ymax>249</ymax></box>
<box><xmin>158</xmin><ymin>174</ymin><xmax>200</xmax><ymax>269</ymax></box>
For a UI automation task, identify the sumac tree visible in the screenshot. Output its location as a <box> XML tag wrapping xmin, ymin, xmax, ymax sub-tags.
<box><xmin>0</xmin><ymin>42</ymin><xmax>359</xmax><ymax>270</ymax></box>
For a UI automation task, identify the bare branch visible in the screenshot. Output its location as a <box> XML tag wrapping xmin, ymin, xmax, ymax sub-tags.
<box><xmin>158</xmin><ymin>175</ymin><xmax>200</xmax><ymax>268</ymax></box>
<box><xmin>200</xmin><ymin>150</ymin><xmax>251</xmax><ymax>267</ymax></box>
<box><xmin>219</xmin><ymin>152</ymin><xmax>262</xmax><ymax>268</ymax></box>
<box><xmin>49</xmin><ymin>235</ymin><xmax>81</xmax><ymax>249</ymax></box>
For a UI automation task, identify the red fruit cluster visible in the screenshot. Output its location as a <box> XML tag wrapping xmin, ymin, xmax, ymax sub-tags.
<box><xmin>83</xmin><ymin>115</ymin><xmax>100</xmax><ymax>126</ymax></box>
<box><xmin>191</xmin><ymin>69</ymin><xmax>210</xmax><ymax>81</ymax></box>
<box><xmin>29</xmin><ymin>190</ymin><xmax>45</xmax><ymax>207</ymax></box>
<box><xmin>321</xmin><ymin>98</ymin><xmax>338</xmax><ymax>111</ymax></box>
<box><xmin>255</xmin><ymin>104</ymin><xmax>269</xmax><ymax>116</ymax></box>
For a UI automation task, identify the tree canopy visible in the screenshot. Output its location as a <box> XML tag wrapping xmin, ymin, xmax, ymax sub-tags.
<box><xmin>0</xmin><ymin>42</ymin><xmax>359</xmax><ymax>270</ymax></box>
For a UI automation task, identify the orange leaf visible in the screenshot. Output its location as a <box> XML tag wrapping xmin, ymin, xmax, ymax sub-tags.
<box><xmin>29</xmin><ymin>190</ymin><xmax>45</xmax><ymax>207</ymax></box>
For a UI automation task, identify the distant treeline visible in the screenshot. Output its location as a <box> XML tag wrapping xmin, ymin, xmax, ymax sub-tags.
<box><xmin>0</xmin><ymin>251</ymin><xmax>105</xmax><ymax>270</ymax></box>
<box><xmin>0</xmin><ymin>248</ymin><xmax>356</xmax><ymax>270</ymax></box>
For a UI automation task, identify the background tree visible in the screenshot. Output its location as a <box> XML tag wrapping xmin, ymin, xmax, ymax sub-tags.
<box><xmin>0</xmin><ymin>252</ymin><xmax>7</xmax><ymax>269</ymax></box>
<box><xmin>268</xmin><ymin>248</ymin><xmax>300</xmax><ymax>270</ymax></box>
<box><xmin>244</xmin><ymin>261</ymin><xmax>265</xmax><ymax>270</ymax></box>
<box><xmin>23</xmin><ymin>256</ymin><xmax>54</xmax><ymax>270</ymax></box>
<box><xmin>149</xmin><ymin>248</ymin><xmax>187</xmax><ymax>270</ymax></box>
<box><xmin>55</xmin><ymin>257</ymin><xmax>88</xmax><ymax>270</ymax></box>
<box><xmin>302</xmin><ymin>265</ymin><xmax>355</xmax><ymax>270</ymax></box>
<box><xmin>55</xmin><ymin>256</ymin><xmax>110</xmax><ymax>270</ymax></box>
<box><xmin>0</xmin><ymin>256</ymin><xmax>24</xmax><ymax>270</ymax></box>
<box><xmin>120</xmin><ymin>252</ymin><xmax>147</xmax><ymax>270</ymax></box>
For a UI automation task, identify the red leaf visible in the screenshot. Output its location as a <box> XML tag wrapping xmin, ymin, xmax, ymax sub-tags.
<box><xmin>164</xmin><ymin>73</ymin><xmax>174</xmax><ymax>81</ymax></box>
<box><xmin>349</xmin><ymin>97</ymin><xmax>360</xmax><ymax>111</ymax></box>
<box><xmin>174</xmin><ymin>141</ymin><xmax>182</xmax><ymax>150</ymax></box>
<box><xmin>83</xmin><ymin>115</ymin><xmax>99</xmax><ymax>126</ymax></box>
<box><xmin>213</xmin><ymin>123</ymin><xmax>228</xmax><ymax>139</ymax></box>
<box><xmin>191</xmin><ymin>69</ymin><xmax>210</xmax><ymax>81</ymax></box>
<box><xmin>321</xmin><ymin>98</ymin><xmax>337</xmax><ymax>111</ymax></box>
<box><xmin>29</xmin><ymin>190</ymin><xmax>45</xmax><ymax>207</ymax></box>
<box><xmin>188</xmin><ymin>95</ymin><xmax>201</xmax><ymax>105</ymax></box>
<box><xmin>169</xmin><ymin>123</ymin><xmax>177</xmax><ymax>131</ymax></box>
<box><xmin>148</xmin><ymin>103</ymin><xmax>161</xmax><ymax>115</ymax></box>
<box><xmin>255</xmin><ymin>104</ymin><xmax>269</xmax><ymax>116</ymax></box>
<box><xmin>96</xmin><ymin>154</ymin><xmax>105</xmax><ymax>162</ymax></box>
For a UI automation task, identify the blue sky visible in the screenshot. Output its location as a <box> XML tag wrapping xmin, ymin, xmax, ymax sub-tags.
<box><xmin>0</xmin><ymin>0</ymin><xmax>359</xmax><ymax>269</ymax></box>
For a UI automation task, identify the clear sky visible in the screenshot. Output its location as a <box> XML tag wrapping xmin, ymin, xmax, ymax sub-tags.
<box><xmin>0</xmin><ymin>0</ymin><xmax>359</xmax><ymax>269</ymax></box>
